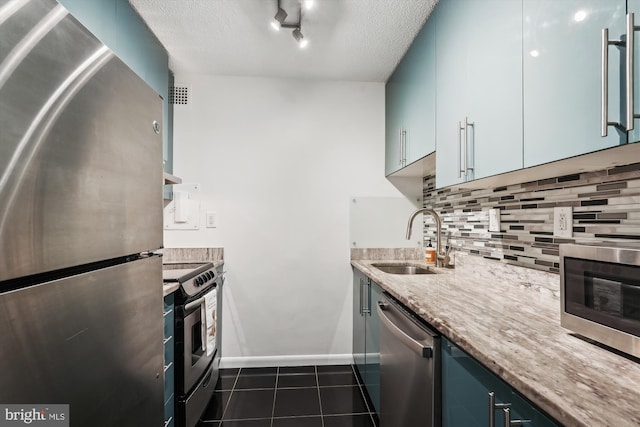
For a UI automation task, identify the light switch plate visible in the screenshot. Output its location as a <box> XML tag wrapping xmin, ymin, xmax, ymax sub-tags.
<box><xmin>206</xmin><ymin>211</ymin><xmax>217</xmax><ymax>228</ymax></box>
<box><xmin>488</xmin><ymin>208</ymin><xmax>501</xmax><ymax>232</ymax></box>
<box><xmin>554</xmin><ymin>207</ymin><xmax>572</xmax><ymax>238</ymax></box>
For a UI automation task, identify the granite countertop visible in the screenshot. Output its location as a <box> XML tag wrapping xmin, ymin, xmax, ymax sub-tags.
<box><xmin>163</xmin><ymin>282</ymin><xmax>180</xmax><ymax>297</ymax></box>
<box><xmin>351</xmin><ymin>253</ymin><xmax>640</xmax><ymax>427</ymax></box>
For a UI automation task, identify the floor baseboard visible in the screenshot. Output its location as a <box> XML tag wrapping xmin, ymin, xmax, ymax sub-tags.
<box><xmin>219</xmin><ymin>353</ymin><xmax>354</xmax><ymax>369</ymax></box>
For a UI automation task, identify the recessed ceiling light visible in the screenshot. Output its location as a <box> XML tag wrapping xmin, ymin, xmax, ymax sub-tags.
<box><xmin>303</xmin><ymin>0</ymin><xmax>314</xmax><ymax>11</ymax></box>
<box><xmin>530</xmin><ymin>49</ymin><xmax>540</xmax><ymax>58</ymax></box>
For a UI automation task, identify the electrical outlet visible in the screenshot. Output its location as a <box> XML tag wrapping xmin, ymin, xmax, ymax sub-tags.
<box><xmin>488</xmin><ymin>208</ymin><xmax>501</xmax><ymax>232</ymax></box>
<box><xmin>554</xmin><ymin>207</ymin><xmax>572</xmax><ymax>238</ymax></box>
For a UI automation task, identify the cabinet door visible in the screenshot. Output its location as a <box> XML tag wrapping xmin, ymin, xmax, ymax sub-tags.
<box><xmin>523</xmin><ymin>0</ymin><xmax>626</xmax><ymax>167</ymax></box>
<box><xmin>164</xmin><ymin>294</ymin><xmax>175</xmax><ymax>427</ymax></box>
<box><xmin>467</xmin><ymin>0</ymin><xmax>523</xmax><ymax>179</ymax></box>
<box><xmin>442</xmin><ymin>338</ymin><xmax>557</xmax><ymax>427</ymax></box>
<box><xmin>436</xmin><ymin>0</ymin><xmax>523</xmax><ymax>189</ymax></box>
<box><xmin>364</xmin><ymin>281</ymin><xmax>383</xmax><ymax>414</ymax></box>
<box><xmin>629</xmin><ymin>0</ymin><xmax>640</xmax><ymax>143</ymax></box>
<box><xmin>385</xmin><ymin>76</ymin><xmax>404</xmax><ymax>176</ymax></box>
<box><xmin>353</xmin><ymin>270</ymin><xmax>367</xmax><ymax>378</ymax></box>
<box><xmin>435</xmin><ymin>0</ymin><xmax>469</xmax><ymax>188</ymax></box>
<box><xmin>386</xmin><ymin>13</ymin><xmax>437</xmax><ymax>175</ymax></box>
<box><xmin>404</xmin><ymin>15</ymin><xmax>437</xmax><ymax>166</ymax></box>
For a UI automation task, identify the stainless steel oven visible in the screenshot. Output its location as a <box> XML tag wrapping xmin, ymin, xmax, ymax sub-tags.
<box><xmin>560</xmin><ymin>244</ymin><xmax>640</xmax><ymax>358</ymax></box>
<box><xmin>180</xmin><ymin>286</ymin><xmax>218</xmax><ymax>395</ymax></box>
<box><xmin>163</xmin><ymin>262</ymin><xmax>223</xmax><ymax>427</ymax></box>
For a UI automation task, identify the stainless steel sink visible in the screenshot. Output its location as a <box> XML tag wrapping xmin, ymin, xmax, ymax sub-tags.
<box><xmin>372</xmin><ymin>263</ymin><xmax>436</xmax><ymax>275</ymax></box>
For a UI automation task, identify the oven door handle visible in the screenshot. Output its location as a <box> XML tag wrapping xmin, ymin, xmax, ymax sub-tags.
<box><xmin>185</xmin><ymin>286</ymin><xmax>217</xmax><ymax>312</ymax></box>
<box><xmin>185</xmin><ymin>296</ymin><xmax>205</xmax><ymax>313</ymax></box>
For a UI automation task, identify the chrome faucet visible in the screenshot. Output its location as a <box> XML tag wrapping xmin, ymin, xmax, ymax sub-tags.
<box><xmin>406</xmin><ymin>208</ymin><xmax>449</xmax><ymax>268</ymax></box>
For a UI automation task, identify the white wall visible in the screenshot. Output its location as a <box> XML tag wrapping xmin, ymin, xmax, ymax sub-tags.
<box><xmin>166</xmin><ymin>74</ymin><xmax>404</xmax><ymax>367</ymax></box>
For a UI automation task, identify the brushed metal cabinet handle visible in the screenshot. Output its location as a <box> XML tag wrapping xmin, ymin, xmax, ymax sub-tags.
<box><xmin>602</xmin><ymin>27</ymin><xmax>610</xmax><ymax>136</ymax></box>
<box><xmin>402</xmin><ymin>129</ymin><xmax>407</xmax><ymax>167</ymax></box>
<box><xmin>465</xmin><ymin>116</ymin><xmax>474</xmax><ymax>175</ymax></box>
<box><xmin>457</xmin><ymin>121</ymin><xmax>464</xmax><ymax>178</ymax></box>
<box><xmin>601</xmin><ymin>24</ymin><xmax>625</xmax><ymax>136</ymax></box>
<box><xmin>503</xmin><ymin>408</ymin><xmax>532</xmax><ymax>427</ymax></box>
<box><xmin>628</xmin><ymin>13</ymin><xmax>635</xmax><ymax>131</ymax></box>
<box><xmin>359</xmin><ymin>278</ymin><xmax>363</xmax><ymax>315</ymax></box>
<box><xmin>398</xmin><ymin>127</ymin><xmax>403</xmax><ymax>166</ymax></box>
<box><xmin>489</xmin><ymin>391</ymin><xmax>511</xmax><ymax>427</ymax></box>
<box><xmin>363</xmin><ymin>278</ymin><xmax>371</xmax><ymax>314</ymax></box>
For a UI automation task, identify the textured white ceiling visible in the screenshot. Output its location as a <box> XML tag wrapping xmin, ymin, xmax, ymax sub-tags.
<box><xmin>129</xmin><ymin>0</ymin><xmax>438</xmax><ymax>82</ymax></box>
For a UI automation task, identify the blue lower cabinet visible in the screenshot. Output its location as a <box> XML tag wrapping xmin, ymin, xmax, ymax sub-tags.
<box><xmin>352</xmin><ymin>270</ymin><xmax>382</xmax><ymax>415</ymax></box>
<box><xmin>442</xmin><ymin>338</ymin><xmax>557</xmax><ymax>427</ymax></box>
<box><xmin>163</xmin><ymin>294</ymin><xmax>175</xmax><ymax>427</ymax></box>
<box><xmin>363</xmin><ymin>280</ymin><xmax>382</xmax><ymax>414</ymax></box>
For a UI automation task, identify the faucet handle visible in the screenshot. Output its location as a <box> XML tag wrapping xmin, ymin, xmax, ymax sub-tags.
<box><xmin>442</xmin><ymin>245</ymin><xmax>455</xmax><ymax>269</ymax></box>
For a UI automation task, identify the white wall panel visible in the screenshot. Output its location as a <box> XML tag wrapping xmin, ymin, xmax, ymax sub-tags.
<box><xmin>166</xmin><ymin>75</ymin><xmax>404</xmax><ymax>365</ymax></box>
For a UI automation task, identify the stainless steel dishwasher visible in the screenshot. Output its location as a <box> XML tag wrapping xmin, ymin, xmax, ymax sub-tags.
<box><xmin>377</xmin><ymin>293</ymin><xmax>441</xmax><ymax>427</ymax></box>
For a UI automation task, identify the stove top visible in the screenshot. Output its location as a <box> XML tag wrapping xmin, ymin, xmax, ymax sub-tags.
<box><xmin>162</xmin><ymin>262</ymin><xmax>221</xmax><ymax>299</ymax></box>
<box><xmin>162</xmin><ymin>262</ymin><xmax>213</xmax><ymax>283</ymax></box>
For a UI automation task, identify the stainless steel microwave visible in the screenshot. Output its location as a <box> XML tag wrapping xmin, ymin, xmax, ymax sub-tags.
<box><xmin>560</xmin><ymin>244</ymin><xmax>640</xmax><ymax>358</ymax></box>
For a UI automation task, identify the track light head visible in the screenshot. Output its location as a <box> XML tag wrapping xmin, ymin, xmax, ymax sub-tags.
<box><xmin>271</xmin><ymin>7</ymin><xmax>287</xmax><ymax>31</ymax></box>
<box><xmin>292</xmin><ymin>27</ymin><xmax>308</xmax><ymax>48</ymax></box>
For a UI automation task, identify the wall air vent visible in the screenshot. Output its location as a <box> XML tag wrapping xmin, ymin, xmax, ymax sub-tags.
<box><xmin>169</xmin><ymin>85</ymin><xmax>189</xmax><ymax>105</ymax></box>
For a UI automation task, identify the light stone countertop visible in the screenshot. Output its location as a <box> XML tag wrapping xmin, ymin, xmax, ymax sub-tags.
<box><xmin>351</xmin><ymin>253</ymin><xmax>640</xmax><ymax>427</ymax></box>
<box><xmin>163</xmin><ymin>282</ymin><xmax>179</xmax><ymax>297</ymax></box>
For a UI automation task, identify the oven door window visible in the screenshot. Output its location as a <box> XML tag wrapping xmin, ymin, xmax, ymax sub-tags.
<box><xmin>191</xmin><ymin>318</ymin><xmax>204</xmax><ymax>364</ymax></box>
<box><xmin>564</xmin><ymin>257</ymin><xmax>640</xmax><ymax>337</ymax></box>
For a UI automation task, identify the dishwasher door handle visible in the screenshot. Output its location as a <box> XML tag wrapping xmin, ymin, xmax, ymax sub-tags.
<box><xmin>377</xmin><ymin>301</ymin><xmax>433</xmax><ymax>358</ymax></box>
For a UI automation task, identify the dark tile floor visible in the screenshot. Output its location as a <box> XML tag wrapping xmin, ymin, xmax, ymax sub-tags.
<box><xmin>198</xmin><ymin>365</ymin><xmax>378</xmax><ymax>427</ymax></box>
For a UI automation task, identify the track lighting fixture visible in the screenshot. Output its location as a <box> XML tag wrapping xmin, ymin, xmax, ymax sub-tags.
<box><xmin>270</xmin><ymin>0</ymin><xmax>310</xmax><ymax>48</ymax></box>
<box><xmin>271</xmin><ymin>5</ymin><xmax>287</xmax><ymax>31</ymax></box>
<box><xmin>292</xmin><ymin>27</ymin><xmax>308</xmax><ymax>49</ymax></box>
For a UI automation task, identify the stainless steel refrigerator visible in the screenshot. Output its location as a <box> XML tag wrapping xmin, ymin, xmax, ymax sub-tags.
<box><xmin>0</xmin><ymin>1</ymin><xmax>164</xmax><ymax>425</ymax></box>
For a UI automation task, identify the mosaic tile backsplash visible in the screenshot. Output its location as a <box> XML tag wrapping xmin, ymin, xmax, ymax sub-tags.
<box><xmin>422</xmin><ymin>162</ymin><xmax>640</xmax><ymax>273</ymax></box>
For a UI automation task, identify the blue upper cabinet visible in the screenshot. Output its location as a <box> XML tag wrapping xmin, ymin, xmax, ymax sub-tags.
<box><xmin>523</xmin><ymin>0</ymin><xmax>627</xmax><ymax>167</ymax></box>
<box><xmin>435</xmin><ymin>0</ymin><xmax>523</xmax><ymax>189</ymax></box>
<box><xmin>385</xmin><ymin>72</ymin><xmax>404</xmax><ymax>175</ymax></box>
<box><xmin>385</xmin><ymin>14</ymin><xmax>436</xmax><ymax>176</ymax></box>
<box><xmin>628</xmin><ymin>0</ymin><xmax>640</xmax><ymax>143</ymax></box>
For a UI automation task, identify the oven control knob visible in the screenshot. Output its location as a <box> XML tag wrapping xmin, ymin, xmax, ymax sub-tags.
<box><xmin>195</xmin><ymin>277</ymin><xmax>203</xmax><ymax>286</ymax></box>
<box><xmin>206</xmin><ymin>272</ymin><xmax>213</xmax><ymax>280</ymax></box>
<box><xmin>201</xmin><ymin>274</ymin><xmax>209</xmax><ymax>283</ymax></box>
